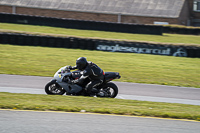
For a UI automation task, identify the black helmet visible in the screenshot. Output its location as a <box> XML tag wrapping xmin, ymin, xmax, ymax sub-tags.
<box><xmin>76</xmin><ymin>57</ymin><xmax>88</xmax><ymax>70</ymax></box>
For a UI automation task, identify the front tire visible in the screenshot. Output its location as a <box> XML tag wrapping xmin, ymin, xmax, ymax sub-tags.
<box><xmin>101</xmin><ymin>82</ymin><xmax>118</xmax><ymax>98</ymax></box>
<box><xmin>45</xmin><ymin>80</ymin><xmax>66</xmax><ymax>95</ymax></box>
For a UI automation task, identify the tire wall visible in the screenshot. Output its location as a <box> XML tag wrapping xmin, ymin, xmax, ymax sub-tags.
<box><xmin>0</xmin><ymin>32</ymin><xmax>199</xmax><ymax>58</ymax></box>
<box><xmin>0</xmin><ymin>13</ymin><xmax>163</xmax><ymax>35</ymax></box>
<box><xmin>1</xmin><ymin>13</ymin><xmax>200</xmax><ymax>35</ymax></box>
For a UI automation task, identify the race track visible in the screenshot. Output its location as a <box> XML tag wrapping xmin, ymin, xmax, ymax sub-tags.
<box><xmin>0</xmin><ymin>110</ymin><xmax>199</xmax><ymax>133</ymax></box>
<box><xmin>0</xmin><ymin>74</ymin><xmax>200</xmax><ymax>105</ymax></box>
<box><xmin>0</xmin><ymin>74</ymin><xmax>200</xmax><ymax>133</ymax></box>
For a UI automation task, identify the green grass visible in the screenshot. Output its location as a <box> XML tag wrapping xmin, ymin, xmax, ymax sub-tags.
<box><xmin>1</xmin><ymin>92</ymin><xmax>200</xmax><ymax>121</ymax></box>
<box><xmin>0</xmin><ymin>44</ymin><xmax>200</xmax><ymax>88</ymax></box>
<box><xmin>1</xmin><ymin>23</ymin><xmax>200</xmax><ymax>121</ymax></box>
<box><xmin>0</xmin><ymin>23</ymin><xmax>200</xmax><ymax>46</ymax></box>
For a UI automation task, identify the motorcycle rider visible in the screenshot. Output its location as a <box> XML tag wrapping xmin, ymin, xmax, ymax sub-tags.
<box><xmin>69</xmin><ymin>57</ymin><xmax>104</xmax><ymax>96</ymax></box>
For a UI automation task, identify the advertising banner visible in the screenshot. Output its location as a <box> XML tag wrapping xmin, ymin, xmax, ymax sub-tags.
<box><xmin>96</xmin><ymin>41</ymin><xmax>187</xmax><ymax>57</ymax></box>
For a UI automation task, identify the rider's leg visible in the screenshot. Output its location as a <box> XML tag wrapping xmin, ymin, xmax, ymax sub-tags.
<box><xmin>85</xmin><ymin>79</ymin><xmax>103</xmax><ymax>96</ymax></box>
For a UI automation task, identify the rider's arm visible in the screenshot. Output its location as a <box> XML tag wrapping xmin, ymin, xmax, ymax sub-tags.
<box><xmin>65</xmin><ymin>65</ymin><xmax>77</xmax><ymax>70</ymax></box>
<box><xmin>71</xmin><ymin>66</ymin><xmax>77</xmax><ymax>70</ymax></box>
<box><xmin>72</xmin><ymin>75</ymin><xmax>87</xmax><ymax>84</ymax></box>
<box><xmin>72</xmin><ymin>69</ymin><xmax>90</xmax><ymax>84</ymax></box>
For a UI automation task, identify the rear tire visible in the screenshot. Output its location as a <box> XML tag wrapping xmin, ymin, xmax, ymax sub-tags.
<box><xmin>45</xmin><ymin>80</ymin><xmax>66</xmax><ymax>95</ymax></box>
<box><xmin>101</xmin><ymin>82</ymin><xmax>118</xmax><ymax>98</ymax></box>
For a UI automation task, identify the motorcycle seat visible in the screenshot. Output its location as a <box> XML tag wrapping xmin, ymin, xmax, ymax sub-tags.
<box><xmin>104</xmin><ymin>72</ymin><xmax>120</xmax><ymax>81</ymax></box>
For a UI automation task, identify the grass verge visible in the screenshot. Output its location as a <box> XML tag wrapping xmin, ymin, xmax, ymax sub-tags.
<box><xmin>0</xmin><ymin>22</ymin><xmax>200</xmax><ymax>47</ymax></box>
<box><xmin>0</xmin><ymin>44</ymin><xmax>200</xmax><ymax>88</ymax></box>
<box><xmin>0</xmin><ymin>92</ymin><xmax>200</xmax><ymax>121</ymax></box>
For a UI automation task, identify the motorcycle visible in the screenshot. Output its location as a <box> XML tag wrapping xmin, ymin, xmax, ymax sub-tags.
<box><xmin>45</xmin><ymin>66</ymin><xmax>121</xmax><ymax>98</ymax></box>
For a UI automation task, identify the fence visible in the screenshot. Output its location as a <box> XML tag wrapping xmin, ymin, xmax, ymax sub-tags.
<box><xmin>0</xmin><ymin>32</ymin><xmax>199</xmax><ymax>58</ymax></box>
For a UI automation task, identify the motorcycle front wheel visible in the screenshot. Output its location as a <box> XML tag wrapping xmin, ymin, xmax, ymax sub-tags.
<box><xmin>45</xmin><ymin>80</ymin><xmax>66</xmax><ymax>95</ymax></box>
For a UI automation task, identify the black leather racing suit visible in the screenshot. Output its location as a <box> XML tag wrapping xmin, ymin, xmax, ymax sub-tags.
<box><xmin>73</xmin><ymin>62</ymin><xmax>104</xmax><ymax>94</ymax></box>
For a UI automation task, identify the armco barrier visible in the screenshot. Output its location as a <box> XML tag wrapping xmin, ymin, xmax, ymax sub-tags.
<box><xmin>0</xmin><ymin>13</ymin><xmax>162</xmax><ymax>35</ymax></box>
<box><xmin>0</xmin><ymin>32</ymin><xmax>200</xmax><ymax>58</ymax></box>
<box><xmin>163</xmin><ymin>27</ymin><xmax>200</xmax><ymax>35</ymax></box>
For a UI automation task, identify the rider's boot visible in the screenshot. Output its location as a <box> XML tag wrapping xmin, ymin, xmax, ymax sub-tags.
<box><xmin>97</xmin><ymin>91</ymin><xmax>104</xmax><ymax>97</ymax></box>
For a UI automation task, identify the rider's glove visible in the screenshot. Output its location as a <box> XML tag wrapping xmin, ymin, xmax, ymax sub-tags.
<box><xmin>67</xmin><ymin>66</ymin><xmax>77</xmax><ymax>70</ymax></box>
<box><xmin>65</xmin><ymin>66</ymin><xmax>72</xmax><ymax>70</ymax></box>
<box><xmin>68</xmin><ymin>66</ymin><xmax>72</xmax><ymax>69</ymax></box>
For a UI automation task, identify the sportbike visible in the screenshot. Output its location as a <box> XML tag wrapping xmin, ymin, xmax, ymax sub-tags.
<box><xmin>45</xmin><ymin>66</ymin><xmax>121</xmax><ymax>98</ymax></box>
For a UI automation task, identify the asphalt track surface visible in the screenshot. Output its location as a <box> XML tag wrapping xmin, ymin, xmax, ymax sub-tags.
<box><xmin>0</xmin><ymin>74</ymin><xmax>200</xmax><ymax>105</ymax></box>
<box><xmin>0</xmin><ymin>110</ymin><xmax>200</xmax><ymax>133</ymax></box>
<box><xmin>0</xmin><ymin>74</ymin><xmax>200</xmax><ymax>132</ymax></box>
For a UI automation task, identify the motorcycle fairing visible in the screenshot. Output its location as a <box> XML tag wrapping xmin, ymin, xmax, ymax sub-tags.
<box><xmin>57</xmin><ymin>82</ymin><xmax>82</xmax><ymax>94</ymax></box>
<box><xmin>53</xmin><ymin>68</ymin><xmax>83</xmax><ymax>94</ymax></box>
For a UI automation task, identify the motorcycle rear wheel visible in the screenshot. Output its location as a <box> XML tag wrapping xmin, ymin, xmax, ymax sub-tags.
<box><xmin>45</xmin><ymin>80</ymin><xmax>66</xmax><ymax>95</ymax></box>
<box><xmin>101</xmin><ymin>82</ymin><xmax>118</xmax><ymax>98</ymax></box>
